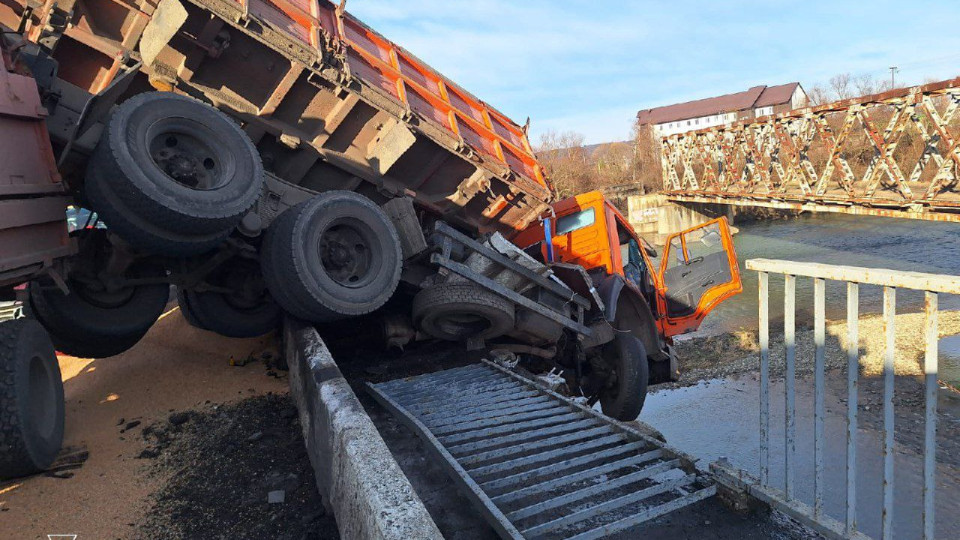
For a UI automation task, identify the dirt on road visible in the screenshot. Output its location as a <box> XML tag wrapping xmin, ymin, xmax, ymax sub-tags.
<box><xmin>0</xmin><ymin>307</ymin><xmax>291</xmax><ymax>539</ymax></box>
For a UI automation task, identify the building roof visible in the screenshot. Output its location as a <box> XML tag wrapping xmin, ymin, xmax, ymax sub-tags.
<box><xmin>636</xmin><ymin>82</ymin><xmax>801</xmax><ymax>125</ymax></box>
<box><xmin>755</xmin><ymin>82</ymin><xmax>801</xmax><ymax>108</ymax></box>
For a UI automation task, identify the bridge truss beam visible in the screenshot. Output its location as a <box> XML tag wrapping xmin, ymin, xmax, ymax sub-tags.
<box><xmin>660</xmin><ymin>77</ymin><xmax>960</xmax><ymax>222</ymax></box>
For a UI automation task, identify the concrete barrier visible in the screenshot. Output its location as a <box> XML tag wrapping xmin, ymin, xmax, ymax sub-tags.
<box><xmin>628</xmin><ymin>193</ymin><xmax>735</xmax><ymax>245</ymax></box>
<box><xmin>284</xmin><ymin>318</ymin><xmax>442</xmax><ymax>540</ymax></box>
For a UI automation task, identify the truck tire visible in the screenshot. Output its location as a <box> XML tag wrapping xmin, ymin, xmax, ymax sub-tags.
<box><xmin>599</xmin><ymin>334</ymin><xmax>649</xmax><ymax>421</ymax></box>
<box><xmin>183</xmin><ymin>258</ymin><xmax>281</xmax><ymax>338</ymax></box>
<box><xmin>85</xmin><ymin>92</ymin><xmax>263</xmax><ymax>255</ymax></box>
<box><xmin>26</xmin><ymin>276</ymin><xmax>168</xmax><ymax>358</ymax></box>
<box><xmin>175</xmin><ymin>287</ymin><xmax>207</xmax><ymax>330</ymax></box>
<box><xmin>412</xmin><ymin>283</ymin><xmax>515</xmax><ymax>341</ymax></box>
<box><xmin>259</xmin><ymin>204</ymin><xmax>324</xmax><ymax>322</ymax></box>
<box><xmin>85</xmin><ymin>167</ymin><xmax>231</xmax><ymax>256</ymax></box>
<box><xmin>262</xmin><ymin>192</ymin><xmax>402</xmax><ymax>322</ymax></box>
<box><xmin>25</xmin><ymin>230</ymin><xmax>170</xmax><ymax>358</ymax></box>
<box><xmin>0</xmin><ymin>319</ymin><xmax>64</xmax><ymax>479</ymax></box>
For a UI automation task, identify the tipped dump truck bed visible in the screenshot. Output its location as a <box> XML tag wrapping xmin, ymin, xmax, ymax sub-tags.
<box><xmin>0</xmin><ymin>38</ymin><xmax>73</xmax><ymax>288</ymax></box>
<box><xmin>1</xmin><ymin>0</ymin><xmax>554</xmax><ymax>234</ymax></box>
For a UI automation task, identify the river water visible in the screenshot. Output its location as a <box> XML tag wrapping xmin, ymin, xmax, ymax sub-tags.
<box><xmin>640</xmin><ymin>213</ymin><xmax>960</xmax><ymax>537</ymax></box>
<box><xmin>678</xmin><ymin>213</ymin><xmax>960</xmax><ymax>381</ymax></box>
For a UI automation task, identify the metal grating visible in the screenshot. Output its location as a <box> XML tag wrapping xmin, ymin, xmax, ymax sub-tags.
<box><xmin>367</xmin><ymin>361</ymin><xmax>716</xmax><ymax>539</ymax></box>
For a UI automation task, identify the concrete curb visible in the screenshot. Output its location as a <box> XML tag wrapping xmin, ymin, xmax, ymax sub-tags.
<box><xmin>284</xmin><ymin>318</ymin><xmax>442</xmax><ymax>540</ymax></box>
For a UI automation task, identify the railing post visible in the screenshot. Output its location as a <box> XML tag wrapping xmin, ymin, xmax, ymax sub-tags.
<box><xmin>922</xmin><ymin>291</ymin><xmax>938</xmax><ymax>540</ymax></box>
<box><xmin>846</xmin><ymin>282</ymin><xmax>859</xmax><ymax>535</ymax></box>
<box><xmin>758</xmin><ymin>271</ymin><xmax>770</xmax><ymax>486</ymax></box>
<box><xmin>784</xmin><ymin>273</ymin><xmax>796</xmax><ymax>499</ymax></box>
<box><xmin>881</xmin><ymin>286</ymin><xmax>896</xmax><ymax>540</ymax></box>
<box><xmin>813</xmin><ymin>278</ymin><xmax>825</xmax><ymax>517</ymax></box>
<box><xmin>741</xmin><ymin>258</ymin><xmax>960</xmax><ymax>540</ymax></box>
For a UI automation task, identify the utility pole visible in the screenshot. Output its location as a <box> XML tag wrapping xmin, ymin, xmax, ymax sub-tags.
<box><xmin>889</xmin><ymin>66</ymin><xmax>898</xmax><ymax>89</ymax></box>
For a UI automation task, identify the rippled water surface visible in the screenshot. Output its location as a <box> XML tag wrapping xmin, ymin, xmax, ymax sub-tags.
<box><xmin>670</xmin><ymin>213</ymin><xmax>960</xmax><ymax>381</ymax></box>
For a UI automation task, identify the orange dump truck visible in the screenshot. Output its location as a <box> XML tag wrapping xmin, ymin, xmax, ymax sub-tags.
<box><xmin>0</xmin><ymin>0</ymin><xmax>740</xmax><ymax>478</ymax></box>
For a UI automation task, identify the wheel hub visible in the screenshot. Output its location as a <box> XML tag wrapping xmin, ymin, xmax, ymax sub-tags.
<box><xmin>318</xmin><ymin>223</ymin><xmax>373</xmax><ymax>288</ymax></box>
<box><xmin>153</xmin><ymin>146</ymin><xmax>214</xmax><ymax>189</ymax></box>
<box><xmin>147</xmin><ymin>123</ymin><xmax>225</xmax><ymax>191</ymax></box>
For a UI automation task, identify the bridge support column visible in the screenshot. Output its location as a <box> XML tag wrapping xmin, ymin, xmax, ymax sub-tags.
<box><xmin>627</xmin><ymin>193</ymin><xmax>735</xmax><ymax>246</ymax></box>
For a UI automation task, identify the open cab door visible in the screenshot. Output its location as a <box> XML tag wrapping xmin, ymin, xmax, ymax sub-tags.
<box><xmin>656</xmin><ymin>217</ymin><xmax>741</xmax><ymax>337</ymax></box>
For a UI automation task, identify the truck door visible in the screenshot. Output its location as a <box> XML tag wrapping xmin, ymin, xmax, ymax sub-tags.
<box><xmin>656</xmin><ymin>217</ymin><xmax>741</xmax><ymax>336</ymax></box>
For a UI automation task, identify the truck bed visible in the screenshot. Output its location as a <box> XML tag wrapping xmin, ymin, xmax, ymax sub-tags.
<box><xmin>2</xmin><ymin>0</ymin><xmax>554</xmax><ymax>234</ymax></box>
<box><xmin>0</xmin><ymin>37</ymin><xmax>73</xmax><ymax>288</ymax></box>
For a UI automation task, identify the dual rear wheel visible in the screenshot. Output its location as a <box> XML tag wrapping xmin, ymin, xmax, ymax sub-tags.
<box><xmin>261</xmin><ymin>191</ymin><xmax>402</xmax><ymax>323</ymax></box>
<box><xmin>84</xmin><ymin>92</ymin><xmax>264</xmax><ymax>257</ymax></box>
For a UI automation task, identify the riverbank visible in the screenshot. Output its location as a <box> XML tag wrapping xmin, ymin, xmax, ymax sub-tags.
<box><xmin>666</xmin><ymin>309</ymin><xmax>960</xmax><ymax>472</ymax></box>
<box><xmin>675</xmin><ymin>309</ymin><xmax>960</xmax><ymax>384</ymax></box>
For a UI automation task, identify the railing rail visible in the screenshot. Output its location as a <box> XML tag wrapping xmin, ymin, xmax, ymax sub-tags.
<box><xmin>738</xmin><ymin>258</ymin><xmax>957</xmax><ymax>540</ymax></box>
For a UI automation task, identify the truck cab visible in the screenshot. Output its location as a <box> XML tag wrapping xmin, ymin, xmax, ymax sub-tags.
<box><xmin>513</xmin><ymin>190</ymin><xmax>741</xmax><ymax>359</ymax></box>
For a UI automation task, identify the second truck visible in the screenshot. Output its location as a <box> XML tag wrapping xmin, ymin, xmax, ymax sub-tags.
<box><xmin>0</xmin><ymin>0</ymin><xmax>741</xmax><ymax>478</ymax></box>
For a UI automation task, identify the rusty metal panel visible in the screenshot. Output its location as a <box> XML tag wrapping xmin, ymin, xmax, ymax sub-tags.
<box><xmin>0</xmin><ymin>48</ymin><xmax>73</xmax><ymax>287</ymax></box>
<box><xmin>660</xmin><ymin>78</ymin><xmax>960</xmax><ymax>221</ymax></box>
<box><xmin>20</xmin><ymin>0</ymin><xmax>553</xmax><ymax>234</ymax></box>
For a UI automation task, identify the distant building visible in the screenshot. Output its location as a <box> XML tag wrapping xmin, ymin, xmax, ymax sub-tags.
<box><xmin>637</xmin><ymin>83</ymin><xmax>807</xmax><ymax>137</ymax></box>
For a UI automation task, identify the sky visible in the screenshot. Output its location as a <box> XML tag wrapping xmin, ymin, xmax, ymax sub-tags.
<box><xmin>347</xmin><ymin>1</ymin><xmax>960</xmax><ymax>145</ymax></box>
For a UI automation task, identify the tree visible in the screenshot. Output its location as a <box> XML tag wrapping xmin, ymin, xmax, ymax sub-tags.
<box><xmin>535</xmin><ymin>131</ymin><xmax>592</xmax><ymax>198</ymax></box>
<box><xmin>807</xmin><ymin>84</ymin><xmax>831</xmax><ymax>106</ymax></box>
<box><xmin>829</xmin><ymin>73</ymin><xmax>853</xmax><ymax>100</ymax></box>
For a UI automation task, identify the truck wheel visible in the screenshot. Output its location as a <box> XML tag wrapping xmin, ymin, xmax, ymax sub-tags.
<box><xmin>412</xmin><ymin>283</ymin><xmax>515</xmax><ymax>341</ymax></box>
<box><xmin>599</xmin><ymin>334</ymin><xmax>649</xmax><ymax>421</ymax></box>
<box><xmin>175</xmin><ymin>287</ymin><xmax>207</xmax><ymax>330</ymax></box>
<box><xmin>85</xmin><ymin>167</ymin><xmax>231</xmax><ymax>257</ymax></box>
<box><xmin>85</xmin><ymin>92</ymin><xmax>263</xmax><ymax>255</ymax></box>
<box><xmin>25</xmin><ymin>231</ymin><xmax>169</xmax><ymax>358</ymax></box>
<box><xmin>0</xmin><ymin>319</ymin><xmax>64</xmax><ymax>479</ymax></box>
<box><xmin>27</xmin><ymin>275</ymin><xmax>168</xmax><ymax>358</ymax></box>
<box><xmin>259</xmin><ymin>204</ymin><xmax>325</xmax><ymax>322</ymax></box>
<box><xmin>184</xmin><ymin>258</ymin><xmax>281</xmax><ymax>338</ymax></box>
<box><xmin>262</xmin><ymin>192</ymin><xmax>402</xmax><ymax>322</ymax></box>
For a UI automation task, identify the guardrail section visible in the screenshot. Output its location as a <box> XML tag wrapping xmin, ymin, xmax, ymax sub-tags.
<box><xmin>713</xmin><ymin>259</ymin><xmax>960</xmax><ymax>540</ymax></box>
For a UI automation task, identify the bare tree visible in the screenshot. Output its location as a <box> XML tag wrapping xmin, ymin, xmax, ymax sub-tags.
<box><xmin>854</xmin><ymin>73</ymin><xmax>877</xmax><ymax>96</ymax></box>
<box><xmin>807</xmin><ymin>84</ymin><xmax>831</xmax><ymax>106</ymax></box>
<box><xmin>535</xmin><ymin>131</ymin><xmax>592</xmax><ymax>198</ymax></box>
<box><xmin>630</xmin><ymin>122</ymin><xmax>662</xmax><ymax>193</ymax></box>
<box><xmin>535</xmin><ymin>126</ymin><xmax>664</xmax><ymax>199</ymax></box>
<box><xmin>829</xmin><ymin>73</ymin><xmax>853</xmax><ymax>100</ymax></box>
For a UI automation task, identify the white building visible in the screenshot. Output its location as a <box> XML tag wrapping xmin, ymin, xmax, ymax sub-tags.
<box><xmin>638</xmin><ymin>83</ymin><xmax>807</xmax><ymax>137</ymax></box>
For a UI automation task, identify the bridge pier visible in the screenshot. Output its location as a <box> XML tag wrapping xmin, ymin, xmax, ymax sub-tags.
<box><xmin>628</xmin><ymin>193</ymin><xmax>735</xmax><ymax>246</ymax></box>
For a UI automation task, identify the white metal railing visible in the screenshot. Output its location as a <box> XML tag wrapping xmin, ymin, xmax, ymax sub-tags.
<box><xmin>727</xmin><ymin>259</ymin><xmax>959</xmax><ymax>540</ymax></box>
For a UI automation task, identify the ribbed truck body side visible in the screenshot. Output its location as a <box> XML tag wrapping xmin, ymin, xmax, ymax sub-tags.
<box><xmin>0</xmin><ymin>40</ymin><xmax>73</xmax><ymax>288</ymax></box>
<box><xmin>1</xmin><ymin>0</ymin><xmax>554</xmax><ymax>234</ymax></box>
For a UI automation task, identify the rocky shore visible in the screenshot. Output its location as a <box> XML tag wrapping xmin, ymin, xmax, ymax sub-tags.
<box><xmin>674</xmin><ymin>310</ymin><xmax>960</xmax><ymax>384</ymax></box>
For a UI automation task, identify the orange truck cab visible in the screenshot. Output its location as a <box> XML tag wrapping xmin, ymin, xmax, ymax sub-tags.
<box><xmin>512</xmin><ymin>191</ymin><xmax>741</xmax><ymax>381</ymax></box>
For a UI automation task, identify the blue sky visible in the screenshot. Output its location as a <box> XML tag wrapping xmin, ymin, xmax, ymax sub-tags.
<box><xmin>348</xmin><ymin>1</ymin><xmax>960</xmax><ymax>145</ymax></box>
